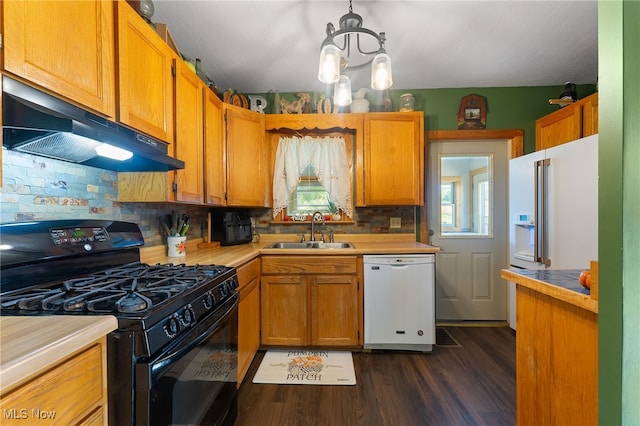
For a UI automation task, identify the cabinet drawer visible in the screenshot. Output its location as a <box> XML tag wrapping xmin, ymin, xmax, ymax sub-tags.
<box><xmin>0</xmin><ymin>341</ymin><xmax>105</xmax><ymax>425</ymax></box>
<box><xmin>78</xmin><ymin>407</ymin><xmax>105</xmax><ymax>426</ymax></box>
<box><xmin>236</xmin><ymin>258</ymin><xmax>260</xmax><ymax>293</ymax></box>
<box><xmin>262</xmin><ymin>256</ymin><xmax>357</xmax><ymax>274</ymax></box>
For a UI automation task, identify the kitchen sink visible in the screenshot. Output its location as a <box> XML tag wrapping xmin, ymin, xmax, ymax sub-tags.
<box><xmin>263</xmin><ymin>242</ymin><xmax>354</xmax><ymax>249</ymax></box>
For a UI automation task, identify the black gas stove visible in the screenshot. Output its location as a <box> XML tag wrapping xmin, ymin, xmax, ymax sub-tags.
<box><xmin>0</xmin><ymin>220</ymin><xmax>239</xmax><ymax>426</ymax></box>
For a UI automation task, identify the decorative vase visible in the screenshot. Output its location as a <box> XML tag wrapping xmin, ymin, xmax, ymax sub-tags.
<box><xmin>273</xmin><ymin>90</ymin><xmax>281</xmax><ymax>114</ymax></box>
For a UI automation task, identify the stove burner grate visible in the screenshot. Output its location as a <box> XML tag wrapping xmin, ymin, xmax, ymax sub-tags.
<box><xmin>117</xmin><ymin>292</ymin><xmax>153</xmax><ymax>313</ymax></box>
<box><xmin>0</xmin><ymin>263</ymin><xmax>232</xmax><ymax>315</ymax></box>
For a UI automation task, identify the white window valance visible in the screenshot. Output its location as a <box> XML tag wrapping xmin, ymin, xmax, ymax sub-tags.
<box><xmin>272</xmin><ymin>136</ymin><xmax>353</xmax><ymax>219</ymax></box>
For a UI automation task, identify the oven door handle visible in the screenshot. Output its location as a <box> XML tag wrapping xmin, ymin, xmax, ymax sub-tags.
<box><xmin>150</xmin><ymin>295</ymin><xmax>238</xmax><ymax>379</ymax></box>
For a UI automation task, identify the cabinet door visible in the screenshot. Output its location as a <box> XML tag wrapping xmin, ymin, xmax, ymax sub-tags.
<box><xmin>204</xmin><ymin>90</ymin><xmax>226</xmax><ymax>205</ymax></box>
<box><xmin>225</xmin><ymin>105</ymin><xmax>266</xmax><ymax>206</ymax></box>
<box><xmin>363</xmin><ymin>112</ymin><xmax>424</xmax><ymax>205</ymax></box>
<box><xmin>116</xmin><ymin>0</ymin><xmax>175</xmax><ymax>143</ymax></box>
<box><xmin>3</xmin><ymin>0</ymin><xmax>115</xmax><ymax>117</ymax></box>
<box><xmin>174</xmin><ymin>60</ymin><xmax>204</xmax><ymax>203</ymax></box>
<box><xmin>535</xmin><ymin>105</ymin><xmax>582</xmax><ymax>150</ymax></box>
<box><xmin>311</xmin><ymin>275</ymin><xmax>359</xmax><ymax>346</ymax></box>
<box><xmin>261</xmin><ymin>275</ymin><xmax>307</xmax><ymax>346</ymax></box>
<box><xmin>237</xmin><ymin>259</ymin><xmax>261</xmax><ymax>385</ymax></box>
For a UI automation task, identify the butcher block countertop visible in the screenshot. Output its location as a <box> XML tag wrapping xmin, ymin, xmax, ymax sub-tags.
<box><xmin>501</xmin><ymin>268</ymin><xmax>597</xmax><ymax>314</ymax></box>
<box><xmin>141</xmin><ymin>233</ymin><xmax>440</xmax><ymax>266</ymax></box>
<box><xmin>0</xmin><ymin>316</ymin><xmax>117</xmax><ymax>393</ymax></box>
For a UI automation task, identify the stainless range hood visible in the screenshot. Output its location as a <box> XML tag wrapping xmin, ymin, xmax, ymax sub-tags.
<box><xmin>2</xmin><ymin>76</ymin><xmax>185</xmax><ymax>172</ymax></box>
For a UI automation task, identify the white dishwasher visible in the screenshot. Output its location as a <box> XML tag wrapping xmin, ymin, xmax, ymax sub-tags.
<box><xmin>363</xmin><ymin>254</ymin><xmax>436</xmax><ymax>352</ymax></box>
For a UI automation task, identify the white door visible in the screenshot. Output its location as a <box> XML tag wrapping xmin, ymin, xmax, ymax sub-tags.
<box><xmin>428</xmin><ymin>140</ymin><xmax>509</xmax><ymax>321</ymax></box>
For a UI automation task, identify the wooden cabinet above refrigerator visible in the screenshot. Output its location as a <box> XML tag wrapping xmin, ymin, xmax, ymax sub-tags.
<box><xmin>535</xmin><ymin>92</ymin><xmax>598</xmax><ymax>151</ymax></box>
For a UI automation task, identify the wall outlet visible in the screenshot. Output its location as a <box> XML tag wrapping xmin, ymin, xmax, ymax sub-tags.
<box><xmin>390</xmin><ymin>217</ymin><xmax>402</xmax><ymax>228</ymax></box>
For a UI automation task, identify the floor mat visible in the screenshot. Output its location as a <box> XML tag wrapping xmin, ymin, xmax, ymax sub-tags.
<box><xmin>252</xmin><ymin>350</ymin><xmax>356</xmax><ymax>385</ymax></box>
<box><xmin>436</xmin><ymin>327</ymin><xmax>462</xmax><ymax>347</ymax></box>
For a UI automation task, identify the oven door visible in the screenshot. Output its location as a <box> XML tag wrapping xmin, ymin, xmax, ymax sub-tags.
<box><xmin>136</xmin><ymin>294</ymin><xmax>239</xmax><ymax>426</ymax></box>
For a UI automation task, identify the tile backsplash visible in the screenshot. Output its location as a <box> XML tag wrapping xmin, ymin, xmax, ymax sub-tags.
<box><xmin>1</xmin><ymin>150</ymin><xmax>419</xmax><ymax>247</ymax></box>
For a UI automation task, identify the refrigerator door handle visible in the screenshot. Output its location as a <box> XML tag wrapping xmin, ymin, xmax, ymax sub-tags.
<box><xmin>534</xmin><ymin>158</ymin><xmax>552</xmax><ymax>267</ymax></box>
<box><xmin>534</xmin><ymin>160</ymin><xmax>542</xmax><ymax>264</ymax></box>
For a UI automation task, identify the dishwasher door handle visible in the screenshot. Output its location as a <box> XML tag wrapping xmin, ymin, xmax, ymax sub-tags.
<box><xmin>389</xmin><ymin>264</ymin><xmax>410</xmax><ymax>269</ymax></box>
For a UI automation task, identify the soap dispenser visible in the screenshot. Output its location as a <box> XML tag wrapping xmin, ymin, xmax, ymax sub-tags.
<box><xmin>350</xmin><ymin>88</ymin><xmax>370</xmax><ymax>113</ymax></box>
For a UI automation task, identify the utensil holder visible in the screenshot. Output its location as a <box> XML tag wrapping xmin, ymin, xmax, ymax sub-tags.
<box><xmin>167</xmin><ymin>236</ymin><xmax>187</xmax><ymax>257</ymax></box>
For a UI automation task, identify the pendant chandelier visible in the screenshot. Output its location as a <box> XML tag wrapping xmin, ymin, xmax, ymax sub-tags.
<box><xmin>317</xmin><ymin>0</ymin><xmax>393</xmax><ymax>107</ymax></box>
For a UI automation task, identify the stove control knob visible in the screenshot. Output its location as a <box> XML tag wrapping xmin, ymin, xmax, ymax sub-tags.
<box><xmin>220</xmin><ymin>283</ymin><xmax>229</xmax><ymax>297</ymax></box>
<box><xmin>202</xmin><ymin>292</ymin><xmax>214</xmax><ymax>309</ymax></box>
<box><xmin>164</xmin><ymin>315</ymin><xmax>180</xmax><ymax>338</ymax></box>
<box><xmin>181</xmin><ymin>305</ymin><xmax>195</xmax><ymax>326</ymax></box>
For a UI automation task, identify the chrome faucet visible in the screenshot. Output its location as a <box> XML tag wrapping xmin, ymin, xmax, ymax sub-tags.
<box><xmin>310</xmin><ymin>211</ymin><xmax>325</xmax><ymax>241</ymax></box>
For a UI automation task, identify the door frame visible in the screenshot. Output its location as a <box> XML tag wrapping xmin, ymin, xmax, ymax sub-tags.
<box><xmin>420</xmin><ymin>129</ymin><xmax>524</xmax><ymax>243</ymax></box>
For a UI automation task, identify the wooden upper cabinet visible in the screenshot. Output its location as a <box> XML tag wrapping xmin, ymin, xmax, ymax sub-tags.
<box><xmin>362</xmin><ymin>112</ymin><xmax>424</xmax><ymax>206</ymax></box>
<box><xmin>535</xmin><ymin>92</ymin><xmax>598</xmax><ymax>150</ymax></box>
<box><xmin>3</xmin><ymin>0</ymin><xmax>116</xmax><ymax>117</ymax></box>
<box><xmin>225</xmin><ymin>104</ymin><xmax>267</xmax><ymax>207</ymax></box>
<box><xmin>581</xmin><ymin>93</ymin><xmax>599</xmax><ymax>138</ymax></box>
<box><xmin>204</xmin><ymin>90</ymin><xmax>226</xmax><ymax>205</ymax></box>
<box><xmin>116</xmin><ymin>0</ymin><xmax>175</xmax><ymax>144</ymax></box>
<box><xmin>174</xmin><ymin>59</ymin><xmax>204</xmax><ymax>204</ymax></box>
<box><xmin>535</xmin><ymin>104</ymin><xmax>582</xmax><ymax>150</ymax></box>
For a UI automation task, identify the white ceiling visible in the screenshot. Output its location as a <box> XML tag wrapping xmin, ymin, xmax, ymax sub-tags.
<box><xmin>151</xmin><ymin>0</ymin><xmax>598</xmax><ymax>94</ymax></box>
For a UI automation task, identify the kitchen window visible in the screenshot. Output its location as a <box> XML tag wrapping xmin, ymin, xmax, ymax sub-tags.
<box><xmin>288</xmin><ymin>165</ymin><xmax>332</xmax><ymax>215</ymax></box>
<box><xmin>272</xmin><ymin>136</ymin><xmax>353</xmax><ymax>221</ymax></box>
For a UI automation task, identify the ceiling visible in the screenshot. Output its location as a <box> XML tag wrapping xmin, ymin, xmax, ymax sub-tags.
<box><xmin>151</xmin><ymin>0</ymin><xmax>598</xmax><ymax>95</ymax></box>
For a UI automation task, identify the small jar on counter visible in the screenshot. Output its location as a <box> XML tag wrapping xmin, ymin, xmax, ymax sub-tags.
<box><xmin>399</xmin><ymin>93</ymin><xmax>415</xmax><ymax>112</ymax></box>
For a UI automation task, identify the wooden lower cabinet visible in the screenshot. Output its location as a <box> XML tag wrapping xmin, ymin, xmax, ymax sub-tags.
<box><xmin>261</xmin><ymin>256</ymin><xmax>360</xmax><ymax>347</ymax></box>
<box><xmin>0</xmin><ymin>337</ymin><xmax>108</xmax><ymax>425</ymax></box>
<box><xmin>236</xmin><ymin>258</ymin><xmax>261</xmax><ymax>386</ymax></box>
<box><xmin>516</xmin><ymin>286</ymin><xmax>597</xmax><ymax>426</ymax></box>
<box><xmin>310</xmin><ymin>274</ymin><xmax>360</xmax><ymax>346</ymax></box>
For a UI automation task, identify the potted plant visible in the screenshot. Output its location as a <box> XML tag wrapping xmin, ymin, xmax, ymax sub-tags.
<box><xmin>327</xmin><ymin>199</ymin><xmax>341</xmax><ymax>221</ymax></box>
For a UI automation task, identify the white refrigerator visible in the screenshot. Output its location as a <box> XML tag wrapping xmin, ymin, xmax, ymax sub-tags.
<box><xmin>507</xmin><ymin>134</ymin><xmax>598</xmax><ymax>329</ymax></box>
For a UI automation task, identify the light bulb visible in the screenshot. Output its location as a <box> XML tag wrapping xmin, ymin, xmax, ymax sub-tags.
<box><xmin>318</xmin><ymin>44</ymin><xmax>341</xmax><ymax>84</ymax></box>
<box><xmin>371</xmin><ymin>53</ymin><xmax>393</xmax><ymax>90</ymax></box>
<box><xmin>333</xmin><ymin>75</ymin><xmax>352</xmax><ymax>107</ymax></box>
<box><xmin>95</xmin><ymin>143</ymin><xmax>133</xmax><ymax>161</ymax></box>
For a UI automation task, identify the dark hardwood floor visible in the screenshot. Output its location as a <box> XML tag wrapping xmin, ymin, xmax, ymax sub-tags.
<box><xmin>236</xmin><ymin>326</ymin><xmax>516</xmax><ymax>426</ymax></box>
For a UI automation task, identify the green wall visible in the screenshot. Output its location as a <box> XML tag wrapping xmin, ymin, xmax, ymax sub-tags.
<box><xmin>271</xmin><ymin>84</ymin><xmax>596</xmax><ymax>154</ymax></box>
<box><xmin>390</xmin><ymin>85</ymin><xmax>595</xmax><ymax>154</ymax></box>
<box><xmin>599</xmin><ymin>1</ymin><xmax>640</xmax><ymax>425</ymax></box>
<box><xmin>621</xmin><ymin>2</ymin><xmax>640</xmax><ymax>423</ymax></box>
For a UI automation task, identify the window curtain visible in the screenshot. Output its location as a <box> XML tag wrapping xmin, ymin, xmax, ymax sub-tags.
<box><xmin>272</xmin><ymin>136</ymin><xmax>353</xmax><ymax>219</ymax></box>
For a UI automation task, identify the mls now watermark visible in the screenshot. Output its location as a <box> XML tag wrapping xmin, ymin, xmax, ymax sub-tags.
<box><xmin>4</xmin><ymin>408</ymin><xmax>57</xmax><ymax>420</ymax></box>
